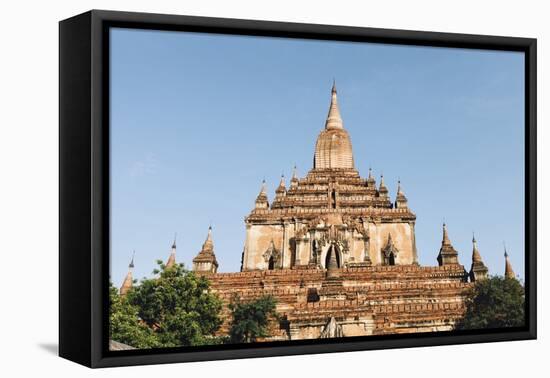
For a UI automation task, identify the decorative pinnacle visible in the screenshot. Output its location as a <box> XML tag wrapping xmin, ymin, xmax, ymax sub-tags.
<box><xmin>129</xmin><ymin>250</ymin><xmax>135</xmax><ymax>269</ymax></box>
<box><xmin>503</xmin><ymin>242</ymin><xmax>515</xmax><ymax>279</ymax></box>
<box><xmin>442</xmin><ymin>223</ymin><xmax>451</xmax><ymax>245</ymax></box>
<box><xmin>471</xmin><ymin>233</ymin><xmax>482</xmax><ymax>263</ymax></box>
<box><xmin>325</xmin><ymin>81</ymin><xmax>343</xmax><ymax>130</ymax></box>
<box><xmin>332</xmin><ymin>79</ymin><xmax>337</xmax><ymax>94</ymax></box>
<box><xmin>292</xmin><ymin>164</ymin><xmax>298</xmax><ymax>180</ymax></box>
<box><xmin>172</xmin><ymin>233</ymin><xmax>177</xmax><ymax>249</ymax></box>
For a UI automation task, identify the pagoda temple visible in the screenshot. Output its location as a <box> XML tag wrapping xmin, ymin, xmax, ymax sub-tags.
<box><xmin>242</xmin><ymin>82</ymin><xmax>417</xmax><ymax>271</ymax></box>
<box><xmin>123</xmin><ymin>83</ymin><xmax>521</xmax><ymax>340</ymax></box>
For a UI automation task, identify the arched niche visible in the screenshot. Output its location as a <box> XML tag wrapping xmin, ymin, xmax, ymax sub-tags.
<box><xmin>320</xmin><ymin>243</ymin><xmax>341</xmax><ymax>269</ymax></box>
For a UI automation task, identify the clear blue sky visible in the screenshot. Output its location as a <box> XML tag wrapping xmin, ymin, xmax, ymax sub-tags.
<box><xmin>110</xmin><ymin>28</ymin><xmax>524</xmax><ymax>288</ymax></box>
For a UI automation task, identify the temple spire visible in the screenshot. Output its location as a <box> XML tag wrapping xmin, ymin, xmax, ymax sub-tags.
<box><xmin>260</xmin><ymin>179</ymin><xmax>267</xmax><ymax>195</ymax></box>
<box><xmin>469</xmin><ymin>234</ymin><xmax>488</xmax><ymax>282</ymax></box>
<box><xmin>275</xmin><ymin>174</ymin><xmax>287</xmax><ymax>200</ymax></box>
<box><xmin>290</xmin><ymin>165</ymin><xmax>299</xmax><ymax>189</ymax></box>
<box><xmin>325</xmin><ymin>80</ymin><xmax>344</xmax><ymax>130</ymax></box>
<box><xmin>442</xmin><ymin>223</ymin><xmax>451</xmax><ymax>245</ymax></box>
<box><xmin>278</xmin><ymin>174</ymin><xmax>286</xmax><ymax>189</ymax></box>
<box><xmin>472</xmin><ymin>234</ymin><xmax>481</xmax><ymax>262</ymax></box>
<box><xmin>367</xmin><ymin>167</ymin><xmax>376</xmax><ymax>188</ymax></box>
<box><xmin>394</xmin><ymin>179</ymin><xmax>408</xmax><ymax>209</ymax></box>
<box><xmin>378</xmin><ymin>174</ymin><xmax>389</xmax><ymax>198</ymax></box>
<box><xmin>255</xmin><ymin>179</ymin><xmax>269</xmax><ymax>209</ymax></box>
<box><xmin>166</xmin><ymin>236</ymin><xmax>177</xmax><ymax>269</ymax></box>
<box><xmin>504</xmin><ymin>245</ymin><xmax>516</xmax><ymax>279</ymax></box>
<box><xmin>193</xmin><ymin>226</ymin><xmax>219</xmax><ymax>273</ymax></box>
<box><xmin>314</xmin><ymin>82</ymin><xmax>354</xmax><ymax>169</ymax></box>
<box><xmin>437</xmin><ymin>223</ymin><xmax>459</xmax><ymax>266</ymax></box>
<box><xmin>120</xmin><ymin>251</ymin><xmax>135</xmax><ymax>296</ymax></box>
<box><xmin>208</xmin><ymin>225</ymin><xmax>215</xmax><ymax>248</ymax></box>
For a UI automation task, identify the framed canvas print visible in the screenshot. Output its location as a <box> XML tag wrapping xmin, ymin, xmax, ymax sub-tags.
<box><xmin>59</xmin><ymin>10</ymin><xmax>537</xmax><ymax>368</ymax></box>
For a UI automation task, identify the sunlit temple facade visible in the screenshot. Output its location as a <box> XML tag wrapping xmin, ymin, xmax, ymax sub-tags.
<box><xmin>241</xmin><ymin>83</ymin><xmax>417</xmax><ymax>271</ymax></box>
<box><xmin>120</xmin><ymin>83</ymin><xmax>515</xmax><ymax>340</ymax></box>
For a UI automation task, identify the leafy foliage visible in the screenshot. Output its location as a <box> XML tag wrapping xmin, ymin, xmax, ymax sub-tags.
<box><xmin>457</xmin><ymin>276</ymin><xmax>525</xmax><ymax>330</ymax></box>
<box><xmin>109</xmin><ymin>282</ymin><xmax>159</xmax><ymax>349</ymax></box>
<box><xmin>126</xmin><ymin>261</ymin><xmax>223</xmax><ymax>347</ymax></box>
<box><xmin>110</xmin><ymin>262</ymin><xmax>223</xmax><ymax>348</ymax></box>
<box><xmin>228</xmin><ymin>295</ymin><xmax>278</xmax><ymax>343</ymax></box>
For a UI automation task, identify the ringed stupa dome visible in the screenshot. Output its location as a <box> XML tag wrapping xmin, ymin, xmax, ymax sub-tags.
<box><xmin>313</xmin><ymin>82</ymin><xmax>355</xmax><ymax>170</ymax></box>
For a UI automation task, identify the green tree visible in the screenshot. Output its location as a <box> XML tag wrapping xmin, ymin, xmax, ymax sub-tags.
<box><xmin>127</xmin><ymin>261</ymin><xmax>223</xmax><ymax>347</ymax></box>
<box><xmin>109</xmin><ymin>282</ymin><xmax>159</xmax><ymax>349</ymax></box>
<box><xmin>228</xmin><ymin>295</ymin><xmax>278</xmax><ymax>343</ymax></box>
<box><xmin>458</xmin><ymin>276</ymin><xmax>525</xmax><ymax>330</ymax></box>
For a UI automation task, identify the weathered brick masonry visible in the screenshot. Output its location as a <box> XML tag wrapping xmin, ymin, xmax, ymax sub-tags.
<box><xmin>199</xmin><ymin>264</ymin><xmax>470</xmax><ymax>340</ymax></box>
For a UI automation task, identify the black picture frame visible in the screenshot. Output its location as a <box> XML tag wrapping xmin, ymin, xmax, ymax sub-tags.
<box><xmin>59</xmin><ymin>9</ymin><xmax>537</xmax><ymax>368</ymax></box>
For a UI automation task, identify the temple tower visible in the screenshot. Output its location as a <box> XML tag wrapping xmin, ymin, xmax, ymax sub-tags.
<box><xmin>313</xmin><ymin>82</ymin><xmax>354</xmax><ymax>170</ymax></box>
<box><xmin>193</xmin><ymin>226</ymin><xmax>219</xmax><ymax>273</ymax></box>
<box><xmin>242</xmin><ymin>83</ymin><xmax>417</xmax><ymax>271</ymax></box>
<box><xmin>469</xmin><ymin>235</ymin><xmax>488</xmax><ymax>282</ymax></box>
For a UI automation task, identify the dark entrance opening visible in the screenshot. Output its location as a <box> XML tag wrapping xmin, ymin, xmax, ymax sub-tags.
<box><xmin>268</xmin><ymin>256</ymin><xmax>275</xmax><ymax>270</ymax></box>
